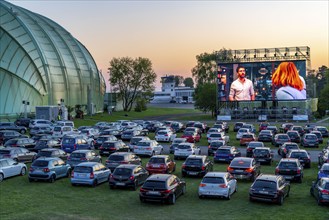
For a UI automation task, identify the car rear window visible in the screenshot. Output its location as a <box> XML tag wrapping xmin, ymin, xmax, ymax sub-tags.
<box><xmin>103</xmin><ymin>142</ymin><xmax>115</xmax><ymax>147</ymax></box>
<box><xmin>108</xmin><ymin>155</ymin><xmax>124</xmax><ymax>161</ymax></box>
<box><xmin>254</xmin><ymin>149</ymin><xmax>269</xmax><ymax>155</ymax></box>
<box><xmin>202</xmin><ymin>177</ymin><xmax>224</xmax><ymax>184</ymax></box>
<box><xmin>216</xmin><ymin>148</ymin><xmax>230</xmax><ymax>154</ymax></box>
<box><xmin>185</xmin><ymin>159</ymin><xmax>202</xmax><ymax>165</ymax></box>
<box><xmin>0</xmin><ymin>150</ymin><xmax>11</xmax><ymax>154</ymax></box>
<box><xmin>70</xmin><ymin>153</ymin><xmax>86</xmax><ymax>158</ymax></box>
<box><xmin>149</xmin><ymin>157</ymin><xmax>165</xmax><ymax>163</ymax></box>
<box><xmin>138</xmin><ymin>142</ymin><xmax>150</xmax><ymax>147</ymax></box>
<box><xmin>210</xmin><ymin>133</ymin><xmax>222</xmax><ymax>138</ymax></box>
<box><xmin>62</xmin><ymin>138</ymin><xmax>75</xmax><ymax>144</ymax></box>
<box><xmin>230</xmin><ymin>159</ymin><xmax>251</xmax><ymax>168</ymax></box>
<box><xmin>290</xmin><ymin>152</ymin><xmax>308</xmax><ymax>158</ymax></box>
<box><xmin>211</xmin><ymin>142</ymin><xmax>224</xmax><ymax>147</ymax></box>
<box><xmin>248</xmin><ymin>142</ymin><xmax>263</xmax><ymax>148</ymax></box>
<box><xmin>114</xmin><ymin>168</ymin><xmax>132</xmax><ymax>176</ymax></box>
<box><xmin>143</xmin><ymin>180</ymin><xmax>167</xmax><ymax>190</ymax></box>
<box><xmin>130</xmin><ymin>138</ymin><xmax>142</xmax><ymax>145</ymax></box>
<box><xmin>253</xmin><ymin>180</ymin><xmax>276</xmax><ymax>189</ymax></box>
<box><xmin>32</xmin><ymin>160</ymin><xmax>49</xmax><ymax>167</ymax></box>
<box><xmin>38</xmin><ymin>151</ymin><xmax>52</xmax><ymax>157</ymax></box>
<box><xmin>177</xmin><ymin>145</ymin><xmax>191</xmax><ymax>150</ymax></box>
<box><xmin>74</xmin><ymin>166</ymin><xmax>92</xmax><ymax>173</ymax></box>
<box><xmin>279</xmin><ymin>162</ymin><xmax>297</xmax><ymax>168</ymax></box>
<box><xmin>54</xmin><ymin>127</ymin><xmax>62</xmax><ymax>131</ymax></box>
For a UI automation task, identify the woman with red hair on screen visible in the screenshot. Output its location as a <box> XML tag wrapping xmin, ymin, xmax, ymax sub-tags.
<box><xmin>272</xmin><ymin>62</ymin><xmax>306</xmax><ymax>100</ymax></box>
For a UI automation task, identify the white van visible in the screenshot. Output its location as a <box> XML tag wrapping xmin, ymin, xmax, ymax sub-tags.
<box><xmin>52</xmin><ymin>126</ymin><xmax>78</xmax><ymax>138</ymax></box>
<box><xmin>55</xmin><ymin>120</ymin><xmax>74</xmax><ymax>127</ymax></box>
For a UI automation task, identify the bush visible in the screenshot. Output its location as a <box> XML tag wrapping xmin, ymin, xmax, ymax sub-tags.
<box><xmin>134</xmin><ymin>98</ymin><xmax>147</xmax><ymax>112</ymax></box>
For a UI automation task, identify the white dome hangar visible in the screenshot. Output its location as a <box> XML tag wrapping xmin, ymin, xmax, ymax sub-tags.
<box><xmin>0</xmin><ymin>1</ymin><xmax>105</xmax><ymax>117</ymax></box>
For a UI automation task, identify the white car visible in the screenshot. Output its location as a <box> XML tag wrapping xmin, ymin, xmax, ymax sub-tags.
<box><xmin>198</xmin><ymin>172</ymin><xmax>237</xmax><ymax>199</ymax></box>
<box><xmin>29</xmin><ymin>119</ymin><xmax>53</xmax><ymax>129</ymax></box>
<box><xmin>133</xmin><ymin>140</ymin><xmax>163</xmax><ymax>157</ymax></box>
<box><xmin>174</xmin><ymin>143</ymin><xmax>200</xmax><ymax>160</ymax></box>
<box><xmin>236</xmin><ymin>128</ymin><xmax>251</xmax><ymax>140</ymax></box>
<box><xmin>155</xmin><ymin>130</ymin><xmax>176</xmax><ymax>142</ymax></box>
<box><xmin>207</xmin><ymin>128</ymin><xmax>222</xmax><ymax>138</ymax></box>
<box><xmin>0</xmin><ymin>158</ymin><xmax>27</xmax><ymax>182</ymax></box>
<box><xmin>207</xmin><ymin>132</ymin><xmax>229</xmax><ymax>144</ymax></box>
<box><xmin>52</xmin><ymin>126</ymin><xmax>78</xmax><ymax>138</ymax></box>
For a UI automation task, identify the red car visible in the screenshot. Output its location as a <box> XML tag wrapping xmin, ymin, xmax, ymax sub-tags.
<box><xmin>146</xmin><ymin>155</ymin><xmax>176</xmax><ymax>174</ymax></box>
<box><xmin>181</xmin><ymin>131</ymin><xmax>201</xmax><ymax>143</ymax></box>
<box><xmin>259</xmin><ymin>122</ymin><xmax>270</xmax><ymax>132</ymax></box>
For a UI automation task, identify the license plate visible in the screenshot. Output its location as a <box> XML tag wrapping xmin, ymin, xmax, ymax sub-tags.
<box><xmin>309</xmin><ymin>144</ymin><xmax>314</xmax><ymax>146</ymax></box>
<box><xmin>153</xmin><ymin>165</ymin><xmax>160</xmax><ymax>168</ymax></box>
<box><xmin>103</xmin><ymin>151</ymin><xmax>109</xmax><ymax>154</ymax></box>
<box><xmin>116</xmin><ymin>182</ymin><xmax>125</xmax><ymax>186</ymax></box>
<box><xmin>258</xmin><ymin>159</ymin><xmax>265</xmax><ymax>162</ymax></box>
<box><xmin>78</xmin><ymin>174</ymin><xmax>86</xmax><ymax>177</ymax></box>
<box><xmin>188</xmin><ymin>171</ymin><xmax>198</xmax><ymax>175</ymax></box>
<box><xmin>147</xmin><ymin>191</ymin><xmax>160</xmax><ymax>195</ymax></box>
<box><xmin>217</xmin><ymin>158</ymin><xmax>225</xmax><ymax>161</ymax></box>
<box><xmin>259</xmin><ymin>191</ymin><xmax>269</xmax><ymax>194</ymax></box>
<box><xmin>235</xmin><ymin>170</ymin><xmax>243</xmax><ymax>173</ymax></box>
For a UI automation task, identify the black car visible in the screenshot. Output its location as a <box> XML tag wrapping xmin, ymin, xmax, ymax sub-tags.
<box><xmin>311</xmin><ymin>131</ymin><xmax>323</xmax><ymax>144</ymax></box>
<box><xmin>249</xmin><ymin>174</ymin><xmax>290</xmax><ymax>205</ymax></box>
<box><xmin>318</xmin><ymin>148</ymin><xmax>329</xmax><ymax>167</ymax></box>
<box><xmin>275</xmin><ymin>158</ymin><xmax>303</xmax><ymax>183</ymax></box>
<box><xmin>36</xmin><ymin>148</ymin><xmax>69</xmax><ymax>161</ymax></box>
<box><xmin>139</xmin><ymin>174</ymin><xmax>186</xmax><ymax>204</ymax></box>
<box><xmin>4</xmin><ymin>138</ymin><xmax>36</xmax><ymax>151</ymax></box>
<box><xmin>0</xmin><ymin>130</ymin><xmax>26</xmax><ymax>145</ymax></box>
<box><xmin>266</xmin><ymin>126</ymin><xmax>278</xmax><ymax>135</ymax></box>
<box><xmin>286</xmin><ymin>130</ymin><xmax>301</xmax><ymax>143</ymax></box>
<box><xmin>208</xmin><ymin>140</ymin><xmax>226</xmax><ymax>156</ymax></box>
<box><xmin>280</xmin><ymin>123</ymin><xmax>294</xmax><ymax>133</ymax></box>
<box><xmin>278</xmin><ymin>142</ymin><xmax>300</xmax><ymax>158</ymax></box>
<box><xmin>258</xmin><ymin>130</ymin><xmax>274</xmax><ymax>142</ymax></box>
<box><xmin>109</xmin><ymin>164</ymin><xmax>148</xmax><ymax>190</ymax></box>
<box><xmin>233</xmin><ymin>122</ymin><xmax>245</xmax><ymax>132</ymax></box>
<box><xmin>314</xmin><ymin>126</ymin><xmax>329</xmax><ymax>138</ymax></box>
<box><xmin>286</xmin><ymin>149</ymin><xmax>311</xmax><ymax>168</ymax></box>
<box><xmin>14</xmin><ymin>118</ymin><xmax>32</xmax><ymax>128</ymax></box>
<box><xmin>310</xmin><ymin>177</ymin><xmax>329</xmax><ymax>205</ymax></box>
<box><xmin>94</xmin><ymin>135</ymin><xmax>117</xmax><ymax>150</ymax></box>
<box><xmin>0</xmin><ymin>122</ymin><xmax>27</xmax><ymax>134</ymax></box>
<box><xmin>105</xmin><ymin>152</ymin><xmax>142</xmax><ymax>172</ymax></box>
<box><xmin>227</xmin><ymin>157</ymin><xmax>261</xmax><ymax>181</ymax></box>
<box><xmin>99</xmin><ymin>140</ymin><xmax>129</xmax><ymax>156</ymax></box>
<box><xmin>272</xmin><ymin>134</ymin><xmax>290</xmax><ymax>147</ymax></box>
<box><xmin>291</xmin><ymin>126</ymin><xmax>305</xmax><ymax>136</ymax></box>
<box><xmin>253</xmin><ymin>147</ymin><xmax>273</xmax><ymax>165</ymax></box>
<box><xmin>32</xmin><ymin>139</ymin><xmax>61</xmax><ymax>152</ymax></box>
<box><xmin>246</xmin><ymin>141</ymin><xmax>264</xmax><ymax>157</ymax></box>
<box><xmin>182</xmin><ymin>155</ymin><xmax>213</xmax><ymax>177</ymax></box>
<box><xmin>304</xmin><ymin>123</ymin><xmax>317</xmax><ymax>133</ymax></box>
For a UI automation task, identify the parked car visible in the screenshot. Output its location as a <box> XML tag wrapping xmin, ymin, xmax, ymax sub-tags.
<box><xmin>272</xmin><ymin>134</ymin><xmax>290</xmax><ymax>147</ymax></box>
<box><xmin>310</xmin><ymin>177</ymin><xmax>329</xmax><ymax>205</ymax></box>
<box><xmin>259</xmin><ymin>122</ymin><xmax>270</xmax><ymax>132</ymax></box>
<box><xmin>207</xmin><ymin>128</ymin><xmax>222</xmax><ymax>138</ymax></box>
<box><xmin>286</xmin><ymin>149</ymin><xmax>311</xmax><ymax>168</ymax></box>
<box><xmin>198</xmin><ymin>172</ymin><xmax>237</xmax><ymax>200</ymax></box>
<box><xmin>280</xmin><ymin>123</ymin><xmax>294</xmax><ymax>133</ymax></box>
<box><xmin>67</xmin><ymin>150</ymin><xmax>101</xmax><ymax>168</ymax></box>
<box><xmin>121</xmin><ymin>129</ymin><xmax>140</xmax><ymax>141</ymax></box>
<box><xmin>14</xmin><ymin>118</ymin><xmax>32</xmax><ymax>128</ymax></box>
<box><xmin>181</xmin><ymin>131</ymin><xmax>201</xmax><ymax>143</ymax></box>
<box><xmin>314</xmin><ymin>126</ymin><xmax>329</xmax><ymax>138</ymax></box>
<box><xmin>36</xmin><ymin>148</ymin><xmax>69</xmax><ymax>161</ymax></box>
<box><xmin>193</xmin><ymin>122</ymin><xmax>208</xmax><ymax>133</ymax></box>
<box><xmin>184</xmin><ymin>127</ymin><xmax>202</xmax><ymax>137</ymax></box>
<box><xmin>311</xmin><ymin>131</ymin><xmax>323</xmax><ymax>144</ymax></box>
<box><xmin>246</xmin><ymin>141</ymin><xmax>264</xmax><ymax>157</ymax></box>
<box><xmin>291</xmin><ymin>126</ymin><xmax>305</xmax><ymax>136</ymax></box>
<box><xmin>0</xmin><ymin>122</ymin><xmax>27</xmax><ymax>134</ymax></box>
<box><xmin>105</xmin><ymin>152</ymin><xmax>142</xmax><ymax>172</ymax></box>
<box><xmin>109</xmin><ymin>164</ymin><xmax>148</xmax><ymax>190</ymax></box>
<box><xmin>208</xmin><ymin>140</ymin><xmax>226</xmax><ymax>156</ymax></box>
<box><xmin>182</xmin><ymin>155</ymin><xmax>213</xmax><ymax>177</ymax></box>
<box><xmin>207</xmin><ymin>132</ymin><xmax>229</xmax><ymax>144</ymax></box>
<box><xmin>170</xmin><ymin>138</ymin><xmax>187</xmax><ymax>154</ymax></box>
<box><xmin>28</xmin><ymin>157</ymin><xmax>71</xmax><ymax>182</ymax></box>
<box><xmin>155</xmin><ymin>130</ymin><xmax>176</xmax><ymax>142</ymax></box>
<box><xmin>275</xmin><ymin>158</ymin><xmax>303</xmax><ymax>183</ymax></box>
<box><xmin>99</xmin><ymin>140</ymin><xmax>129</xmax><ymax>156</ymax></box>
<box><xmin>71</xmin><ymin>162</ymin><xmax>111</xmax><ymax>187</ymax></box>
<box><xmin>129</xmin><ymin>136</ymin><xmax>151</xmax><ymax>152</ymax></box>
<box><xmin>286</xmin><ymin>130</ymin><xmax>301</xmax><ymax>143</ymax></box>
<box><xmin>304</xmin><ymin>123</ymin><xmax>317</xmax><ymax>133</ymax></box>
<box><xmin>240</xmin><ymin>133</ymin><xmax>257</xmax><ymax>146</ymax></box>
<box><xmin>266</xmin><ymin>126</ymin><xmax>278</xmax><ymax>135</ymax></box>
<box><xmin>318</xmin><ymin>148</ymin><xmax>329</xmax><ymax>167</ymax></box>
<box><xmin>249</xmin><ymin>174</ymin><xmax>290</xmax><ymax>205</ymax></box>
<box><xmin>139</xmin><ymin>174</ymin><xmax>186</xmax><ymax>204</ymax></box>
<box><xmin>214</xmin><ymin>121</ymin><xmax>229</xmax><ymax>133</ymax></box>
<box><xmin>236</xmin><ymin>128</ymin><xmax>251</xmax><ymax>140</ymax></box>
<box><xmin>80</xmin><ymin>128</ymin><xmax>100</xmax><ymax>139</ymax></box>
<box><xmin>61</xmin><ymin>135</ymin><xmax>94</xmax><ymax>153</ymax></box>
<box><xmin>133</xmin><ymin>140</ymin><xmax>163</xmax><ymax>157</ymax></box>
<box><xmin>33</xmin><ymin>138</ymin><xmax>61</xmax><ymax>152</ymax></box>
<box><xmin>4</xmin><ymin>138</ymin><xmax>36</xmax><ymax>151</ymax></box>
<box><xmin>99</xmin><ymin>129</ymin><xmax>122</xmax><ymax>139</ymax></box>
<box><xmin>0</xmin><ymin>158</ymin><xmax>27</xmax><ymax>182</ymax></box>
<box><xmin>227</xmin><ymin>157</ymin><xmax>260</xmax><ymax>181</ymax></box>
<box><xmin>29</xmin><ymin>119</ymin><xmax>53</xmax><ymax>129</ymax></box>
<box><xmin>233</xmin><ymin>122</ymin><xmax>246</xmax><ymax>132</ymax></box>
<box><xmin>241</xmin><ymin>124</ymin><xmax>256</xmax><ymax>133</ymax></box>
<box><xmin>29</xmin><ymin>126</ymin><xmax>53</xmax><ymax>137</ymax></box>
<box><xmin>170</xmin><ymin>122</ymin><xmax>184</xmax><ymax>133</ymax></box>
<box><xmin>146</xmin><ymin>155</ymin><xmax>176</xmax><ymax>174</ymax></box>
<box><xmin>318</xmin><ymin>163</ymin><xmax>329</xmax><ymax>179</ymax></box>
<box><xmin>54</xmin><ymin>120</ymin><xmax>75</xmax><ymax>128</ymax></box>
<box><xmin>0</xmin><ymin>147</ymin><xmax>37</xmax><ymax>163</ymax></box>
<box><xmin>301</xmin><ymin>133</ymin><xmax>319</xmax><ymax>148</ymax></box>
<box><xmin>214</xmin><ymin>146</ymin><xmax>241</xmax><ymax>163</ymax></box>
<box><xmin>253</xmin><ymin>147</ymin><xmax>273</xmax><ymax>165</ymax></box>
<box><xmin>174</xmin><ymin>143</ymin><xmax>200</xmax><ymax>160</ymax></box>
<box><xmin>278</xmin><ymin>142</ymin><xmax>300</xmax><ymax>158</ymax></box>
<box><xmin>52</xmin><ymin>126</ymin><xmax>78</xmax><ymax>139</ymax></box>
<box><xmin>92</xmin><ymin>135</ymin><xmax>117</xmax><ymax>150</ymax></box>
<box><xmin>0</xmin><ymin>130</ymin><xmax>26</xmax><ymax>145</ymax></box>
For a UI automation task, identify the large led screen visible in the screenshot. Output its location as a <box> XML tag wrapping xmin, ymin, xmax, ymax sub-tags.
<box><xmin>217</xmin><ymin>60</ymin><xmax>307</xmax><ymax>102</ymax></box>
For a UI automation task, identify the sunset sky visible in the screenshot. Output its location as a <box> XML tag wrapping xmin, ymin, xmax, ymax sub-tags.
<box><xmin>9</xmin><ymin>0</ymin><xmax>329</xmax><ymax>91</ymax></box>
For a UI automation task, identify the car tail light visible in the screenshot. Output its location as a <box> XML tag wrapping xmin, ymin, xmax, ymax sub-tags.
<box><xmin>182</xmin><ymin>164</ymin><xmax>186</xmax><ymax>169</ymax></box>
<box><xmin>245</xmin><ymin>168</ymin><xmax>253</xmax><ymax>173</ymax></box>
<box><xmin>199</xmin><ymin>183</ymin><xmax>206</xmax><ymax>187</ymax></box>
<box><xmin>109</xmin><ymin>147</ymin><xmax>116</xmax><ymax>150</ymax></box>
<box><xmin>219</xmin><ymin>184</ymin><xmax>227</xmax><ymax>188</ymax></box>
<box><xmin>227</xmin><ymin>167</ymin><xmax>234</xmax><ymax>172</ymax></box>
<box><xmin>43</xmin><ymin>168</ymin><xmax>50</xmax><ymax>172</ymax></box>
<box><xmin>140</xmin><ymin>188</ymin><xmax>148</xmax><ymax>192</ymax></box>
<box><xmin>80</xmin><ymin>157</ymin><xmax>87</xmax><ymax>161</ymax></box>
<box><xmin>110</xmin><ymin>174</ymin><xmax>114</xmax><ymax>180</ymax></box>
<box><xmin>73</xmin><ymin>144</ymin><xmax>77</xmax><ymax>150</ymax></box>
<box><xmin>146</xmin><ymin>147</ymin><xmax>152</xmax><ymax>150</ymax></box>
<box><xmin>201</xmin><ymin>166</ymin><xmax>206</xmax><ymax>171</ymax></box>
<box><xmin>275</xmin><ymin>168</ymin><xmax>279</xmax><ymax>174</ymax></box>
<box><xmin>129</xmin><ymin>176</ymin><xmax>134</xmax><ymax>181</ymax></box>
<box><xmin>3</xmin><ymin>154</ymin><xmax>11</xmax><ymax>158</ymax></box>
<box><xmin>160</xmin><ymin>189</ymin><xmax>171</xmax><ymax>194</ymax></box>
<box><xmin>120</xmin><ymin>161</ymin><xmax>128</xmax><ymax>164</ymax></box>
<box><xmin>321</xmin><ymin>189</ymin><xmax>329</xmax><ymax>195</ymax></box>
<box><xmin>90</xmin><ymin>172</ymin><xmax>94</xmax><ymax>179</ymax></box>
<box><xmin>99</xmin><ymin>146</ymin><xmax>104</xmax><ymax>150</ymax></box>
<box><xmin>297</xmin><ymin>169</ymin><xmax>301</xmax><ymax>174</ymax></box>
<box><xmin>71</xmin><ymin>170</ymin><xmax>74</xmax><ymax>178</ymax></box>
<box><xmin>29</xmin><ymin>167</ymin><xmax>34</xmax><ymax>172</ymax></box>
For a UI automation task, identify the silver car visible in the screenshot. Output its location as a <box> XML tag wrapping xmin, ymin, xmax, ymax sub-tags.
<box><xmin>174</xmin><ymin>143</ymin><xmax>200</xmax><ymax>160</ymax></box>
<box><xmin>133</xmin><ymin>140</ymin><xmax>163</xmax><ymax>157</ymax></box>
<box><xmin>0</xmin><ymin>158</ymin><xmax>27</xmax><ymax>182</ymax></box>
<box><xmin>198</xmin><ymin>172</ymin><xmax>237</xmax><ymax>200</ymax></box>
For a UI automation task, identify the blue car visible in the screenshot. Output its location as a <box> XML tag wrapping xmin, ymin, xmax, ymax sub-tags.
<box><xmin>214</xmin><ymin>146</ymin><xmax>241</xmax><ymax>163</ymax></box>
<box><xmin>318</xmin><ymin>163</ymin><xmax>329</xmax><ymax>179</ymax></box>
<box><xmin>71</xmin><ymin>162</ymin><xmax>111</xmax><ymax>187</ymax></box>
<box><xmin>28</xmin><ymin>157</ymin><xmax>71</xmax><ymax>182</ymax></box>
<box><xmin>61</xmin><ymin>135</ymin><xmax>94</xmax><ymax>153</ymax></box>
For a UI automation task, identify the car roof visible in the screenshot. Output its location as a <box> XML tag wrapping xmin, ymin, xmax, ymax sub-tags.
<box><xmin>40</xmin><ymin>148</ymin><xmax>59</xmax><ymax>152</ymax></box>
<box><xmin>280</xmin><ymin>158</ymin><xmax>299</xmax><ymax>162</ymax></box>
<box><xmin>146</xmin><ymin>174</ymin><xmax>173</xmax><ymax>181</ymax></box>
<box><xmin>187</xmin><ymin>155</ymin><xmax>206</xmax><ymax>159</ymax></box>
<box><xmin>110</xmin><ymin>152</ymin><xmax>133</xmax><ymax>156</ymax></box>
<box><xmin>254</xmin><ymin>147</ymin><xmax>270</xmax><ymax>150</ymax></box>
<box><xmin>289</xmin><ymin>149</ymin><xmax>307</xmax><ymax>153</ymax></box>
<box><xmin>204</xmin><ymin>172</ymin><xmax>228</xmax><ymax>178</ymax></box>
<box><xmin>35</xmin><ymin>157</ymin><xmax>59</xmax><ymax>161</ymax></box>
<box><xmin>116</xmin><ymin>164</ymin><xmax>139</xmax><ymax>169</ymax></box>
<box><xmin>72</xmin><ymin>150</ymin><xmax>92</xmax><ymax>153</ymax></box>
<box><xmin>257</xmin><ymin>174</ymin><xmax>280</xmax><ymax>181</ymax></box>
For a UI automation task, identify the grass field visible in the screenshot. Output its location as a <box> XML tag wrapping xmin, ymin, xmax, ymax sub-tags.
<box><xmin>1</xmin><ymin>107</ymin><xmax>328</xmax><ymax>220</ymax></box>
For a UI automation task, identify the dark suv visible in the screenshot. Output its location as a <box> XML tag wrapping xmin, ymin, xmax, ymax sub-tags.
<box><xmin>99</xmin><ymin>140</ymin><xmax>129</xmax><ymax>156</ymax></box>
<box><xmin>94</xmin><ymin>135</ymin><xmax>117</xmax><ymax>149</ymax></box>
<box><xmin>67</xmin><ymin>150</ymin><xmax>101</xmax><ymax>168</ymax></box>
<box><xmin>286</xmin><ymin>149</ymin><xmax>311</xmax><ymax>168</ymax></box>
<box><xmin>61</xmin><ymin>135</ymin><xmax>94</xmax><ymax>153</ymax></box>
<box><xmin>275</xmin><ymin>158</ymin><xmax>303</xmax><ymax>183</ymax></box>
<box><xmin>139</xmin><ymin>174</ymin><xmax>186</xmax><ymax>204</ymax></box>
<box><xmin>286</xmin><ymin>130</ymin><xmax>301</xmax><ymax>143</ymax></box>
<box><xmin>233</xmin><ymin>122</ymin><xmax>245</xmax><ymax>132</ymax></box>
<box><xmin>246</xmin><ymin>141</ymin><xmax>264</xmax><ymax>157</ymax></box>
<box><xmin>14</xmin><ymin>118</ymin><xmax>32</xmax><ymax>128</ymax></box>
<box><xmin>0</xmin><ymin>130</ymin><xmax>26</xmax><ymax>145</ymax></box>
<box><xmin>249</xmin><ymin>174</ymin><xmax>290</xmax><ymax>205</ymax></box>
<box><xmin>208</xmin><ymin>140</ymin><xmax>226</xmax><ymax>156</ymax></box>
<box><xmin>105</xmin><ymin>152</ymin><xmax>142</xmax><ymax>172</ymax></box>
<box><xmin>253</xmin><ymin>147</ymin><xmax>273</xmax><ymax>165</ymax></box>
<box><xmin>182</xmin><ymin>155</ymin><xmax>213</xmax><ymax>177</ymax></box>
<box><xmin>227</xmin><ymin>157</ymin><xmax>261</xmax><ymax>181</ymax></box>
<box><xmin>278</xmin><ymin>142</ymin><xmax>300</xmax><ymax>158</ymax></box>
<box><xmin>272</xmin><ymin>134</ymin><xmax>290</xmax><ymax>147</ymax></box>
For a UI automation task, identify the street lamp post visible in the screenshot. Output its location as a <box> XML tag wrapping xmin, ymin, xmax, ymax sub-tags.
<box><xmin>22</xmin><ymin>100</ymin><xmax>29</xmax><ymax>118</ymax></box>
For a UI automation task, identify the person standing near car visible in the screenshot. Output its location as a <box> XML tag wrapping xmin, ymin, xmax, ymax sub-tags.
<box><xmin>229</xmin><ymin>66</ymin><xmax>255</xmax><ymax>101</ymax></box>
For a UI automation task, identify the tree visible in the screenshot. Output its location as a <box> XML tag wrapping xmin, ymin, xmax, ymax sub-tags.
<box><xmin>317</xmin><ymin>67</ymin><xmax>329</xmax><ymax>116</ymax></box>
<box><xmin>183</xmin><ymin>77</ymin><xmax>194</xmax><ymax>88</ymax></box>
<box><xmin>174</xmin><ymin>75</ymin><xmax>184</xmax><ymax>87</ymax></box>
<box><xmin>109</xmin><ymin>57</ymin><xmax>156</xmax><ymax>111</ymax></box>
<box><xmin>194</xmin><ymin>82</ymin><xmax>216</xmax><ymax>116</ymax></box>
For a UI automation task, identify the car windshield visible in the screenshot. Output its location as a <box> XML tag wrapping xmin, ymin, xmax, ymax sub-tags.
<box><xmin>202</xmin><ymin>177</ymin><xmax>224</xmax><ymax>184</ymax></box>
<box><xmin>54</xmin><ymin>127</ymin><xmax>61</xmax><ymax>131</ymax></box>
<box><xmin>103</xmin><ymin>142</ymin><xmax>115</xmax><ymax>147</ymax></box>
<box><xmin>138</xmin><ymin>142</ymin><xmax>150</xmax><ymax>147</ymax></box>
<box><xmin>216</xmin><ymin>149</ymin><xmax>230</xmax><ymax>154</ymax></box>
<box><xmin>62</xmin><ymin>138</ymin><xmax>75</xmax><ymax>144</ymax></box>
<box><xmin>242</xmin><ymin>134</ymin><xmax>253</xmax><ymax>138</ymax></box>
<box><xmin>211</xmin><ymin>142</ymin><xmax>224</xmax><ymax>147</ymax></box>
<box><xmin>149</xmin><ymin>158</ymin><xmax>165</xmax><ymax>164</ymax></box>
<box><xmin>130</xmin><ymin>138</ymin><xmax>143</xmax><ymax>145</ymax></box>
<box><xmin>70</xmin><ymin>153</ymin><xmax>86</xmax><ymax>158</ymax></box>
<box><xmin>32</xmin><ymin>160</ymin><xmax>49</xmax><ymax>167</ymax></box>
<box><xmin>290</xmin><ymin>152</ymin><xmax>308</xmax><ymax>158</ymax></box>
<box><xmin>279</xmin><ymin>162</ymin><xmax>297</xmax><ymax>168</ymax></box>
<box><xmin>114</xmin><ymin>168</ymin><xmax>132</xmax><ymax>176</ymax></box>
<box><xmin>177</xmin><ymin>145</ymin><xmax>191</xmax><ymax>150</ymax></box>
<box><xmin>74</xmin><ymin>166</ymin><xmax>92</xmax><ymax>173</ymax></box>
<box><xmin>278</xmin><ymin>135</ymin><xmax>289</xmax><ymax>140</ymax></box>
<box><xmin>305</xmin><ymin>135</ymin><xmax>316</xmax><ymax>140</ymax></box>
<box><xmin>210</xmin><ymin>133</ymin><xmax>222</xmax><ymax>138</ymax></box>
<box><xmin>173</xmin><ymin>139</ymin><xmax>185</xmax><ymax>144</ymax></box>
<box><xmin>230</xmin><ymin>159</ymin><xmax>251</xmax><ymax>168</ymax></box>
<box><xmin>253</xmin><ymin>180</ymin><xmax>276</xmax><ymax>189</ymax></box>
<box><xmin>143</xmin><ymin>180</ymin><xmax>166</xmax><ymax>190</ymax></box>
<box><xmin>185</xmin><ymin>159</ymin><xmax>202</xmax><ymax>165</ymax></box>
<box><xmin>108</xmin><ymin>155</ymin><xmax>124</xmax><ymax>161</ymax></box>
<box><xmin>254</xmin><ymin>149</ymin><xmax>269</xmax><ymax>155</ymax></box>
<box><xmin>0</xmin><ymin>150</ymin><xmax>10</xmax><ymax>154</ymax></box>
<box><xmin>248</xmin><ymin>142</ymin><xmax>263</xmax><ymax>148</ymax></box>
<box><xmin>38</xmin><ymin>151</ymin><xmax>52</xmax><ymax>157</ymax></box>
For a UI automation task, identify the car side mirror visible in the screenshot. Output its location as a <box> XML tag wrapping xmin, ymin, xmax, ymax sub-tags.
<box><xmin>13</xmin><ymin>162</ymin><xmax>18</xmax><ymax>165</ymax></box>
